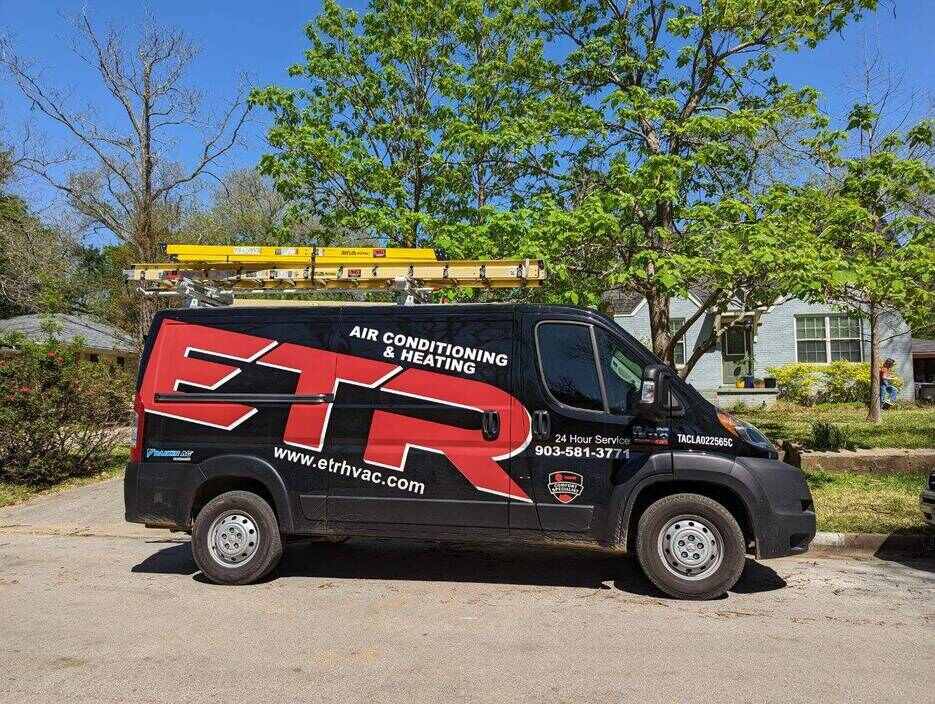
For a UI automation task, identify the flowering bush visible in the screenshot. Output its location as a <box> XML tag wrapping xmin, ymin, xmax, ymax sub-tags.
<box><xmin>767</xmin><ymin>361</ymin><xmax>902</xmax><ymax>406</ymax></box>
<box><xmin>0</xmin><ymin>330</ymin><xmax>133</xmax><ymax>485</ymax></box>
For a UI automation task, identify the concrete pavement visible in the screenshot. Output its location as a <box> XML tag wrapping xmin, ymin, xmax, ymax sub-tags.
<box><xmin>1</xmin><ymin>479</ymin><xmax>933</xmax><ymax>704</ymax></box>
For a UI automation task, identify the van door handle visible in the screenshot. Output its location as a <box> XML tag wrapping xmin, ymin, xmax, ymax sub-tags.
<box><xmin>481</xmin><ymin>410</ymin><xmax>500</xmax><ymax>441</ymax></box>
<box><xmin>533</xmin><ymin>410</ymin><xmax>550</xmax><ymax>439</ymax></box>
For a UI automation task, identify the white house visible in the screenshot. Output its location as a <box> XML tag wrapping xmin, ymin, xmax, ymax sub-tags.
<box><xmin>605</xmin><ymin>291</ymin><xmax>920</xmax><ymax>402</ymax></box>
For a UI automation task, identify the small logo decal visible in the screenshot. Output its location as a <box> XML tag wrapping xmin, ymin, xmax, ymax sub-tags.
<box><xmin>145</xmin><ymin>448</ymin><xmax>194</xmax><ymax>461</ymax></box>
<box><xmin>632</xmin><ymin>425</ymin><xmax>670</xmax><ymax>446</ymax></box>
<box><xmin>548</xmin><ymin>471</ymin><xmax>583</xmax><ymax>504</ymax></box>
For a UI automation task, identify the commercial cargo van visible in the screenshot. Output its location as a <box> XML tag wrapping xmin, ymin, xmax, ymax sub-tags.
<box><xmin>125</xmin><ymin>304</ymin><xmax>815</xmax><ymax>599</ymax></box>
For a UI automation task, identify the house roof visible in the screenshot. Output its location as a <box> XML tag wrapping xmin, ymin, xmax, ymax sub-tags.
<box><xmin>0</xmin><ymin>314</ymin><xmax>135</xmax><ymax>354</ymax></box>
<box><xmin>912</xmin><ymin>339</ymin><xmax>935</xmax><ymax>356</ymax></box>
<box><xmin>602</xmin><ymin>290</ymin><xmax>645</xmax><ymax>315</ymax></box>
<box><xmin>603</xmin><ymin>287</ymin><xmax>710</xmax><ymax>316</ymax></box>
<box><xmin>603</xmin><ymin>284</ymin><xmax>784</xmax><ymax>317</ymax></box>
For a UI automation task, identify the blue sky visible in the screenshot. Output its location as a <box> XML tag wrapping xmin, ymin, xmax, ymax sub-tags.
<box><xmin>1</xmin><ymin>0</ymin><xmax>932</xmax><ymax>218</ymax></box>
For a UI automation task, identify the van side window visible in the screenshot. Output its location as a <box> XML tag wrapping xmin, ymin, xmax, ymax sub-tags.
<box><xmin>595</xmin><ymin>328</ymin><xmax>643</xmax><ymax>414</ymax></box>
<box><xmin>536</xmin><ymin>323</ymin><xmax>604</xmax><ymax>411</ymax></box>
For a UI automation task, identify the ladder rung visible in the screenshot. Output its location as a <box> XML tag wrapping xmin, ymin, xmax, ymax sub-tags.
<box><xmin>127</xmin><ymin>244</ymin><xmax>545</xmax><ymax>301</ymax></box>
<box><xmin>126</xmin><ymin>259</ymin><xmax>545</xmax><ymax>290</ymax></box>
<box><xmin>166</xmin><ymin>244</ymin><xmax>439</xmax><ymax>265</ymax></box>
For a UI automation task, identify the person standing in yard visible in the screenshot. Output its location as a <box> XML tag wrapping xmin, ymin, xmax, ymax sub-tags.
<box><xmin>880</xmin><ymin>358</ymin><xmax>898</xmax><ymax>408</ymax></box>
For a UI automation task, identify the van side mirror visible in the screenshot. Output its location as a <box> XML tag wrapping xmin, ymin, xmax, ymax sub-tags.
<box><xmin>635</xmin><ymin>364</ymin><xmax>671</xmax><ymax>419</ymax></box>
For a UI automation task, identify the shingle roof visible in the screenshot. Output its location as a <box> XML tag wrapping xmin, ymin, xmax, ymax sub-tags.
<box><xmin>0</xmin><ymin>314</ymin><xmax>135</xmax><ymax>354</ymax></box>
<box><xmin>913</xmin><ymin>339</ymin><xmax>935</xmax><ymax>356</ymax></box>
<box><xmin>602</xmin><ymin>290</ymin><xmax>644</xmax><ymax>315</ymax></box>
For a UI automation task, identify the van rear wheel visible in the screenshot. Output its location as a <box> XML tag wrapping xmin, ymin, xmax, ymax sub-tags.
<box><xmin>636</xmin><ymin>493</ymin><xmax>745</xmax><ymax>600</ymax></box>
<box><xmin>192</xmin><ymin>490</ymin><xmax>283</xmax><ymax>585</ymax></box>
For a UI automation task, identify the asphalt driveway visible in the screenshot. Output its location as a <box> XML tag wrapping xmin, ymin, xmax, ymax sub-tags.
<box><xmin>0</xmin><ymin>479</ymin><xmax>932</xmax><ymax>704</ymax></box>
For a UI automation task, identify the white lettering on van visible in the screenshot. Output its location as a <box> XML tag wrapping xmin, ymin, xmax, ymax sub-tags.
<box><xmin>349</xmin><ymin>326</ymin><xmax>379</xmax><ymax>342</ymax></box>
<box><xmin>368</xmin><ymin>328</ymin><xmax>507</xmax><ymax>375</ymax></box>
<box><xmin>676</xmin><ymin>433</ymin><xmax>734</xmax><ymax>448</ymax></box>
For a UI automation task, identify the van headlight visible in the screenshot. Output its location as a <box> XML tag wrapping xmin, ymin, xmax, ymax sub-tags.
<box><xmin>717</xmin><ymin>411</ymin><xmax>775</xmax><ymax>451</ymax></box>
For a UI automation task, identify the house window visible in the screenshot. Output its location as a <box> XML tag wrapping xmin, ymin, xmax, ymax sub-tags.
<box><xmin>795</xmin><ymin>314</ymin><xmax>863</xmax><ymax>363</ymax></box>
<box><xmin>669</xmin><ymin>318</ymin><xmax>686</xmax><ymax>367</ymax></box>
<box><xmin>87</xmin><ymin>353</ymin><xmax>100</xmax><ymax>363</ymax></box>
<box><xmin>724</xmin><ymin>326</ymin><xmax>747</xmax><ymax>356</ymax></box>
<box><xmin>828</xmin><ymin>315</ymin><xmax>862</xmax><ymax>361</ymax></box>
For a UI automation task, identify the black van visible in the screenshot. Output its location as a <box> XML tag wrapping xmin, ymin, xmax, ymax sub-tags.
<box><xmin>125</xmin><ymin>304</ymin><xmax>815</xmax><ymax>599</ymax></box>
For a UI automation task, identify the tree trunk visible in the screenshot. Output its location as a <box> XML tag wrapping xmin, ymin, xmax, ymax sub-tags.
<box><xmin>134</xmin><ymin>238</ymin><xmax>161</xmax><ymax>349</ymax></box>
<box><xmin>646</xmin><ymin>288</ymin><xmax>671</xmax><ymax>364</ymax></box>
<box><xmin>867</xmin><ymin>301</ymin><xmax>881</xmax><ymax>423</ymax></box>
<box><xmin>680</xmin><ymin>328</ymin><xmax>717</xmax><ymax>379</ymax></box>
<box><xmin>136</xmin><ymin>295</ymin><xmax>159</xmax><ymax>351</ymax></box>
<box><xmin>136</xmin><ymin>67</ymin><xmax>158</xmax><ymax>346</ymax></box>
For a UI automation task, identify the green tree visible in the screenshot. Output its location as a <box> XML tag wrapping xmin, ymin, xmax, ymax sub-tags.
<box><xmin>527</xmin><ymin>182</ymin><xmax>837</xmax><ymax>375</ymax></box>
<box><xmin>0</xmin><ymin>326</ymin><xmax>133</xmax><ymax>486</ymax></box>
<box><xmin>252</xmin><ymin>0</ymin><xmax>561</xmax><ymax>249</ymax></box>
<box><xmin>0</xmin><ymin>145</ymin><xmax>98</xmax><ymax>316</ymax></box>
<box><xmin>812</xmin><ymin>107</ymin><xmax>934</xmax><ymax>421</ymax></box>
<box><xmin>526</xmin><ymin>0</ymin><xmax>875</xmax><ymax>364</ymax></box>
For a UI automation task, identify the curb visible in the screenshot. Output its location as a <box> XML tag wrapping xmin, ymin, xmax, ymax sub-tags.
<box><xmin>781</xmin><ymin>442</ymin><xmax>935</xmax><ymax>473</ymax></box>
<box><xmin>811</xmin><ymin>531</ymin><xmax>935</xmax><ymax>556</ymax></box>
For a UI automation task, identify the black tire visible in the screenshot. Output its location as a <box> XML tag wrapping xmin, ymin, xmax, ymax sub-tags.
<box><xmin>192</xmin><ymin>490</ymin><xmax>283</xmax><ymax>585</ymax></box>
<box><xmin>635</xmin><ymin>493</ymin><xmax>746</xmax><ymax>600</ymax></box>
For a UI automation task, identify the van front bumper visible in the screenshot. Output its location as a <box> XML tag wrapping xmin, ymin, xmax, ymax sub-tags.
<box><xmin>921</xmin><ymin>490</ymin><xmax>935</xmax><ymax>526</ymax></box>
<box><xmin>754</xmin><ymin>501</ymin><xmax>817</xmax><ymax>559</ymax></box>
<box><xmin>734</xmin><ymin>457</ymin><xmax>817</xmax><ymax>559</ymax></box>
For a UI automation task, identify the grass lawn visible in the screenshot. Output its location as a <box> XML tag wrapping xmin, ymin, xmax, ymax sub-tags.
<box><xmin>737</xmin><ymin>402</ymin><xmax>935</xmax><ymax>449</ymax></box>
<box><xmin>0</xmin><ymin>447</ymin><xmax>128</xmax><ymax>509</ymax></box>
<box><xmin>806</xmin><ymin>469</ymin><xmax>934</xmax><ymax>534</ymax></box>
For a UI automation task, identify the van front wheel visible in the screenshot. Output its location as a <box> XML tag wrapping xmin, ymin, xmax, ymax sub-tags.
<box><xmin>636</xmin><ymin>493</ymin><xmax>746</xmax><ymax>600</ymax></box>
<box><xmin>192</xmin><ymin>490</ymin><xmax>283</xmax><ymax>585</ymax></box>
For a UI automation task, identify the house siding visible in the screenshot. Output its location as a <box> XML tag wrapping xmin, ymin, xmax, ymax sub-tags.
<box><xmin>614</xmin><ymin>295</ymin><xmax>721</xmax><ymax>401</ymax></box>
<box><xmin>614</xmin><ymin>298</ymin><xmax>915</xmax><ymax>400</ymax></box>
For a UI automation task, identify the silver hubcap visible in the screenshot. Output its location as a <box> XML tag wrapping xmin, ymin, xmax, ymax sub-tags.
<box><xmin>657</xmin><ymin>514</ymin><xmax>723</xmax><ymax>581</ymax></box>
<box><xmin>208</xmin><ymin>511</ymin><xmax>260</xmax><ymax>568</ymax></box>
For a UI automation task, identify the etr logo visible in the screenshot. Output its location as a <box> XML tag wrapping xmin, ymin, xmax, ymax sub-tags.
<box><xmin>138</xmin><ymin>321</ymin><xmax>531</xmax><ymax>502</ymax></box>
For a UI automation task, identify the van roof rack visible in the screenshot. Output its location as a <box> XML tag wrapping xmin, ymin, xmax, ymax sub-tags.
<box><xmin>125</xmin><ymin>244</ymin><xmax>546</xmax><ymax>307</ymax></box>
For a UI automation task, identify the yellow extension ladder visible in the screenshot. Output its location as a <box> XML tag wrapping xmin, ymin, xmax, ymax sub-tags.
<box><xmin>125</xmin><ymin>244</ymin><xmax>546</xmax><ymax>306</ymax></box>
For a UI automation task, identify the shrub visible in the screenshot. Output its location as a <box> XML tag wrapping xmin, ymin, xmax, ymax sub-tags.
<box><xmin>0</xmin><ymin>330</ymin><xmax>133</xmax><ymax>486</ymax></box>
<box><xmin>767</xmin><ymin>361</ymin><xmax>902</xmax><ymax>405</ymax></box>
<box><xmin>811</xmin><ymin>421</ymin><xmax>855</xmax><ymax>451</ymax></box>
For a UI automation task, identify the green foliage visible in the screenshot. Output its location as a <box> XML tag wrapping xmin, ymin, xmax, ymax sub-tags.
<box><xmin>767</xmin><ymin>361</ymin><xmax>900</xmax><ymax>405</ymax></box>
<box><xmin>513</xmin><ymin>0</ymin><xmax>873</xmax><ymax>361</ymax></box>
<box><xmin>803</xmin><ymin>468</ymin><xmax>933</xmax><ymax>534</ymax></box>
<box><xmin>0</xmin><ymin>328</ymin><xmax>134</xmax><ymax>486</ymax></box>
<box><xmin>1</xmin><ymin>151</ymin><xmax>103</xmax><ymax>317</ymax></box>
<box><xmin>738</xmin><ymin>401</ymin><xmax>933</xmax><ymax>450</ymax></box>
<box><xmin>252</xmin><ymin>0</ymin><xmax>560</xmax><ymax>248</ymax></box>
<box><xmin>253</xmin><ymin>0</ymin><xmax>878</xmax><ymax>340</ymax></box>
<box><xmin>811</xmin><ymin>113</ymin><xmax>935</xmax><ymax>339</ymax></box>
<box><xmin>807</xmin><ymin>109</ymin><xmax>934</xmax><ymax>421</ymax></box>
<box><xmin>810</xmin><ymin>421</ymin><xmax>854</xmax><ymax>451</ymax></box>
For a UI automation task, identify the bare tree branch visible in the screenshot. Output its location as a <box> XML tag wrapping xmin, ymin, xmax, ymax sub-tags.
<box><xmin>0</xmin><ymin>11</ymin><xmax>252</xmax><ymax>337</ymax></box>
